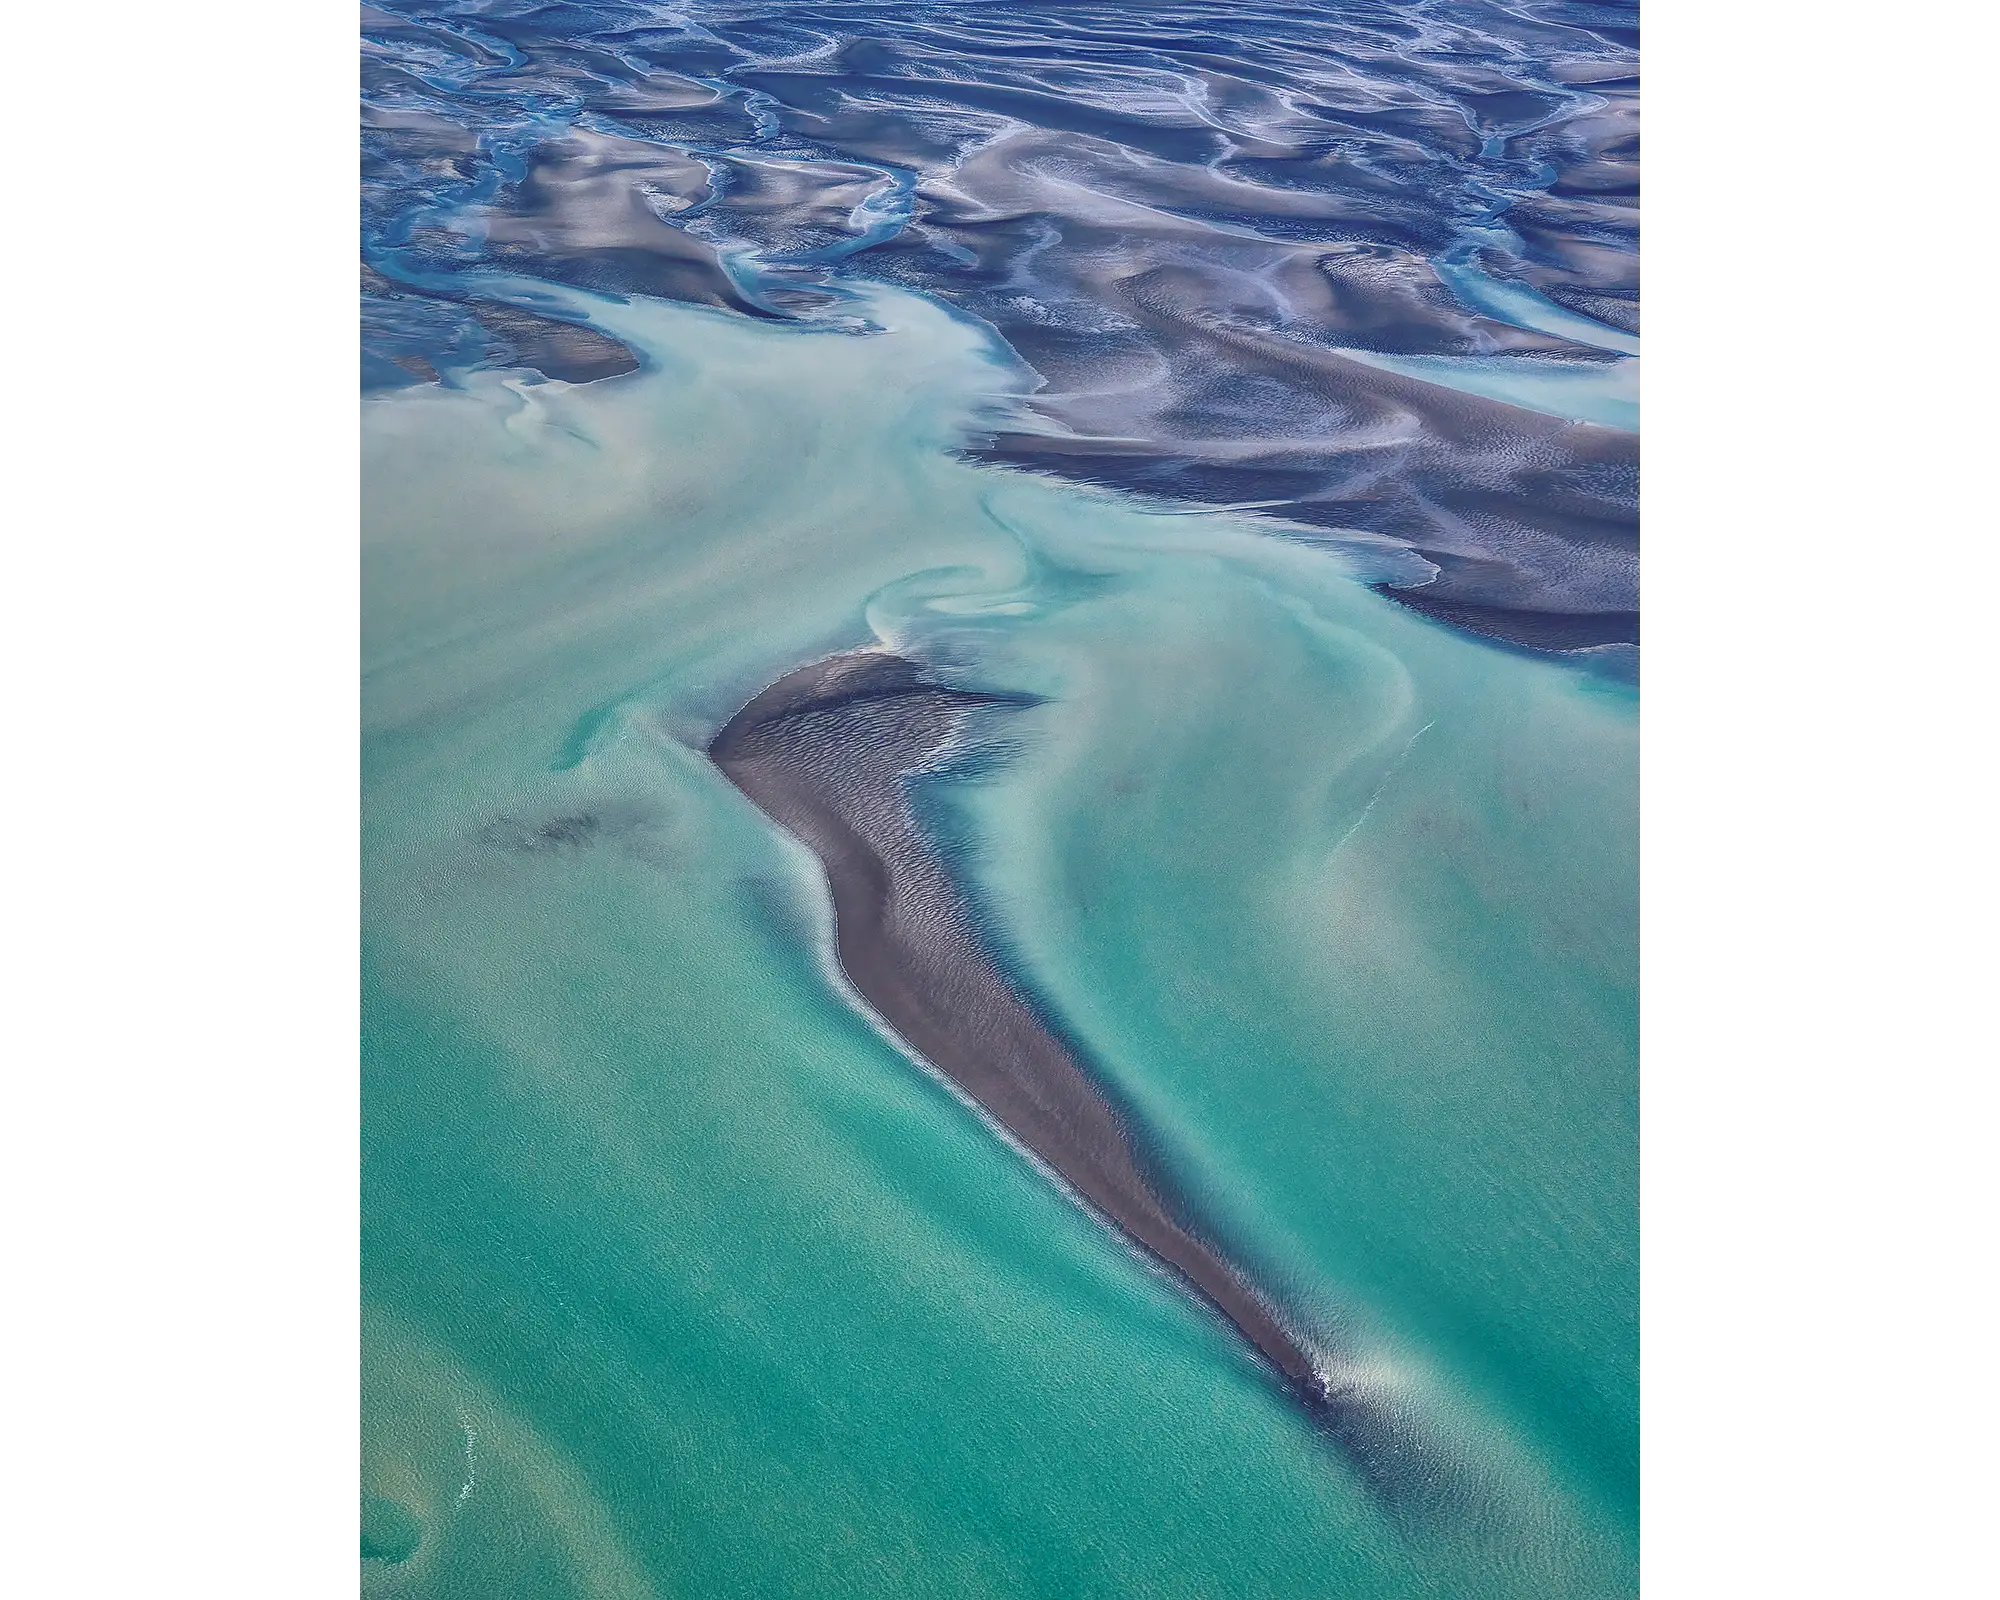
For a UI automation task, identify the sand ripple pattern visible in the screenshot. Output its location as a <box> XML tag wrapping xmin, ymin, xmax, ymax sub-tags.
<box><xmin>363</xmin><ymin>0</ymin><xmax>1637</xmax><ymax>644</ymax></box>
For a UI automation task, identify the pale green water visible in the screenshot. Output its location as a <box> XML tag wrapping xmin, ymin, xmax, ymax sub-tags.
<box><xmin>361</xmin><ymin>283</ymin><xmax>1636</xmax><ymax>1597</ymax></box>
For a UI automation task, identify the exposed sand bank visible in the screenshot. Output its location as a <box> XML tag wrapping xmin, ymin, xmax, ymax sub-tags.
<box><xmin>711</xmin><ymin>651</ymin><xmax>1430</xmax><ymax>1497</ymax></box>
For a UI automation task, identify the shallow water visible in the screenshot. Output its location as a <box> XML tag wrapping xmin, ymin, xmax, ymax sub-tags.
<box><xmin>361</xmin><ymin>282</ymin><xmax>1635</xmax><ymax>1596</ymax></box>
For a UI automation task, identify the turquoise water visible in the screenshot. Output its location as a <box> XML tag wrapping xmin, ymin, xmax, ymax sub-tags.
<box><xmin>1330</xmin><ymin>344</ymin><xmax>1638</xmax><ymax>431</ymax></box>
<box><xmin>361</xmin><ymin>282</ymin><xmax>1636</xmax><ymax>1596</ymax></box>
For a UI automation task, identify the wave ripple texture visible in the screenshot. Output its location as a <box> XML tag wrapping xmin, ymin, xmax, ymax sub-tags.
<box><xmin>362</xmin><ymin>0</ymin><xmax>1639</xmax><ymax>650</ymax></box>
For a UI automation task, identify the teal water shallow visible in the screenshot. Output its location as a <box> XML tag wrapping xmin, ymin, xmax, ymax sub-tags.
<box><xmin>361</xmin><ymin>283</ymin><xmax>1636</xmax><ymax>1596</ymax></box>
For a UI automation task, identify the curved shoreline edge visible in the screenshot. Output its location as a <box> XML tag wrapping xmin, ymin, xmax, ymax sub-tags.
<box><xmin>710</xmin><ymin>649</ymin><xmax>1429</xmax><ymax>1501</ymax></box>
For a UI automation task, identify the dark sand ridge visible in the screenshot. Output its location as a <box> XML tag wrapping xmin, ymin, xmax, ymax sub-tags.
<box><xmin>456</xmin><ymin>121</ymin><xmax>1639</xmax><ymax>645</ymax></box>
<box><xmin>712</xmin><ymin>650</ymin><xmax>1438</xmax><ymax>1505</ymax></box>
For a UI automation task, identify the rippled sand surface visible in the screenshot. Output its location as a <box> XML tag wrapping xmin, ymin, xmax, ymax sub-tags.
<box><xmin>364</xmin><ymin>0</ymin><xmax>1638</xmax><ymax>648</ymax></box>
<box><xmin>362</xmin><ymin>5</ymin><xmax>1637</xmax><ymax>1595</ymax></box>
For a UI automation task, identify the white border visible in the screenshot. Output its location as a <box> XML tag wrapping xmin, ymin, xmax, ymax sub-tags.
<box><xmin>9</xmin><ymin>3</ymin><xmax>356</xmax><ymax>1593</ymax></box>
<box><xmin>1648</xmin><ymin>2</ymin><xmax>1993</xmax><ymax>1591</ymax></box>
